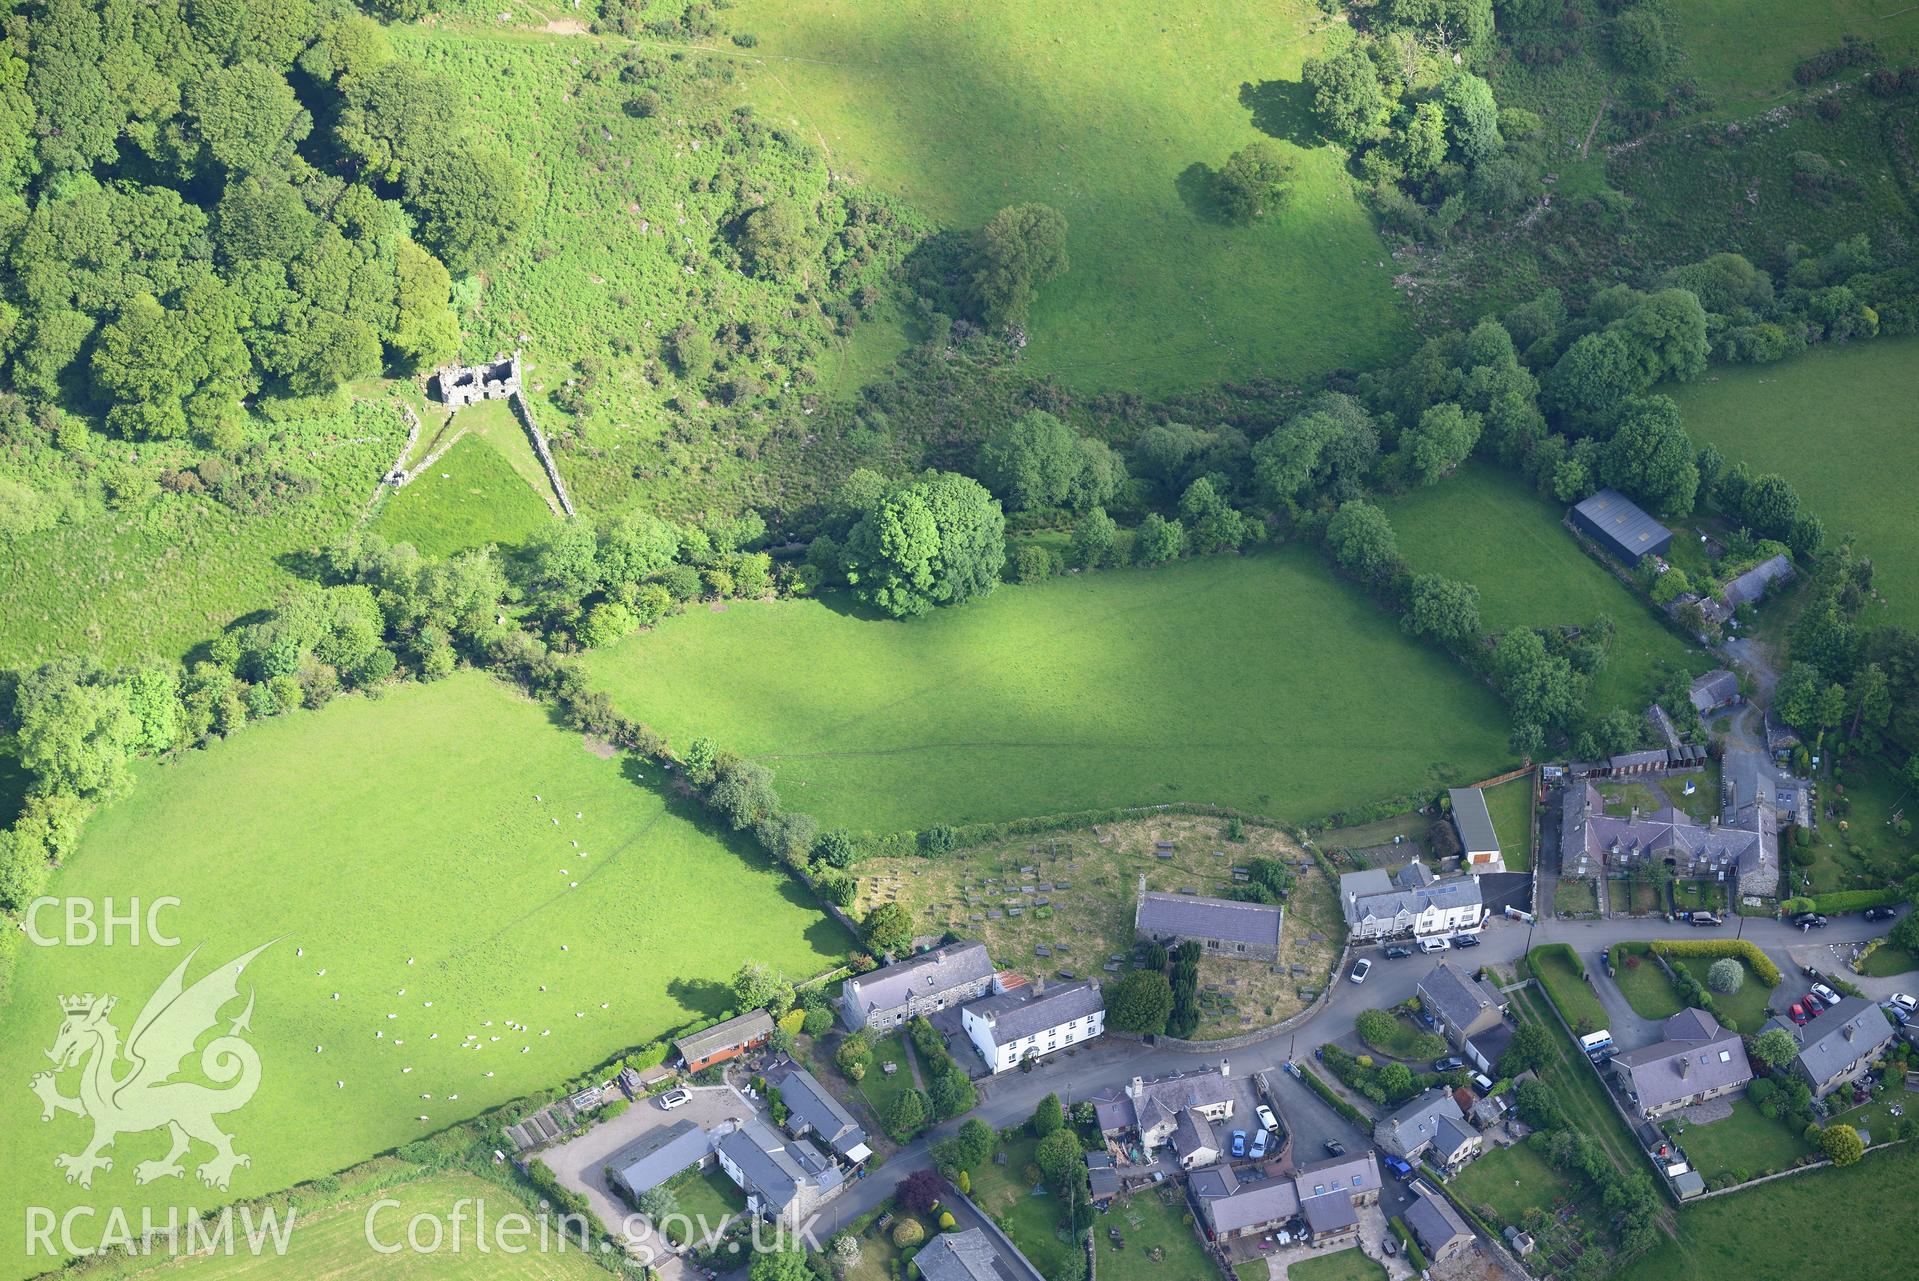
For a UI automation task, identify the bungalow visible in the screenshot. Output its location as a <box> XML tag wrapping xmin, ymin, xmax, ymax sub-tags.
<box><xmin>1405</xmin><ymin>1188</ymin><xmax>1474</xmax><ymax>1264</ymax></box>
<box><xmin>765</xmin><ymin>1062</ymin><xmax>870</xmax><ymax>1165</ymax></box>
<box><xmin>1135</xmin><ymin>890</ymin><xmax>1282</xmax><ymax>962</ymax></box>
<box><xmin>1373</xmin><ymin>1089</ymin><xmax>1481</xmax><ymax>1173</ymax></box>
<box><xmin>1611</xmin><ymin>1009</ymin><xmax>1751</xmax><ymax>1119</ymax></box>
<box><xmin>675</xmin><ymin>1010</ymin><xmax>774</xmax><ymax>1072</ymax></box>
<box><xmin>839</xmin><ymin>940</ymin><xmax>996</xmax><ymax>1032</ymax></box>
<box><xmin>914</xmin><ymin>1226</ymin><xmax>1045</xmax><ymax>1281</ymax></box>
<box><xmin>609</xmin><ymin>1118</ymin><xmax>712</xmax><ymax>1202</ymax></box>
<box><xmin>1764</xmin><ymin>998</ymin><xmax>1897</xmax><ymax>1101</ymax></box>
<box><xmin>1448</xmin><ymin>788</ymin><xmax>1504</xmax><ymax>871</ymax></box>
<box><xmin>961</xmin><ymin>979</ymin><xmax>1105</xmax><ymax>1074</ymax></box>
<box><xmin>1340</xmin><ymin>859</ymin><xmax>1483</xmax><ymax>942</ymax></box>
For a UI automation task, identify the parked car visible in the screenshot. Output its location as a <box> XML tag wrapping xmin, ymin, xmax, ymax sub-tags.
<box><xmin>1382</xmin><ymin>1154</ymin><xmax>1414</xmax><ymax>1179</ymax></box>
<box><xmin>1284</xmin><ymin>1060</ymin><xmax>1303</xmax><ymax>1079</ymax></box>
<box><xmin>1323</xmin><ymin>1139</ymin><xmax>1346</xmax><ymax>1157</ymax></box>
<box><xmin>1349</xmin><ymin>958</ymin><xmax>1373</xmax><ymax>984</ymax></box>
<box><xmin>1251</xmin><ymin>1129</ymin><xmax>1270</xmax><ymax>1160</ymax></box>
<box><xmin>1257</xmin><ymin>1104</ymin><xmax>1280</xmax><ymax>1132</ymax></box>
<box><xmin>1884</xmin><ymin>1004</ymin><xmax>1911</xmax><ymax>1027</ymax></box>
<box><xmin>1472</xmin><ymin>1072</ymin><xmax>1495</xmax><ymax>1093</ymax></box>
<box><xmin>1789</xmin><ymin>1003</ymin><xmax>1808</xmax><ymax>1025</ymax></box>
<box><xmin>1433</xmin><ymin>1056</ymin><xmax>1466</xmax><ymax>1073</ymax></box>
<box><xmin>1687</xmin><ymin>912</ymin><xmax>1723</xmax><ymax>927</ymax></box>
<box><xmin>1803</xmin><ymin>992</ymin><xmax>1824</xmax><ymax>1015</ymax></box>
<box><xmin>1417</xmin><ymin>937</ymin><xmax>1449</xmax><ymax>953</ymax></box>
<box><xmin>658</xmin><ymin>1088</ymin><xmax>692</xmax><ymax>1110</ymax></box>
<box><xmin>1892</xmin><ymin>993</ymin><xmax>1917</xmax><ymax>1013</ymax></box>
<box><xmin>1795</xmin><ymin>913</ymin><xmax>1830</xmax><ymax>930</ymax></box>
<box><xmin>1231</xmin><ymin>1130</ymin><xmax>1248</xmax><ymax>1159</ymax></box>
<box><xmin>1812</xmin><ymin>982</ymin><xmax>1842</xmax><ymax>1007</ymax></box>
<box><xmin>1864</xmin><ymin>906</ymin><xmax>1898</xmax><ymax>922</ymax></box>
<box><xmin>1451</xmin><ymin>934</ymin><xmax>1481</xmax><ymax>949</ymax></box>
<box><xmin>1384</xmin><ymin>945</ymin><xmax>1414</xmax><ymax>960</ymax></box>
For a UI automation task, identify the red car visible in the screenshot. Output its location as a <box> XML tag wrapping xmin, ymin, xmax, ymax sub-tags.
<box><xmin>1789</xmin><ymin>1003</ymin><xmax>1808</xmax><ymax>1025</ymax></box>
<box><xmin>1803</xmin><ymin>995</ymin><xmax>1824</xmax><ymax>1017</ymax></box>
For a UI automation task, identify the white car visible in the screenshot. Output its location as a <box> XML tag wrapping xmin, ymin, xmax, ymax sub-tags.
<box><xmin>1893</xmin><ymin>993</ymin><xmax>1917</xmax><ymax>1013</ymax></box>
<box><xmin>1256</xmin><ymin>1104</ymin><xmax>1279</xmax><ymax>1132</ymax></box>
<box><xmin>1811</xmin><ymin>983</ymin><xmax>1843</xmax><ymax>1007</ymax></box>
<box><xmin>657</xmin><ymin>1088</ymin><xmax>692</xmax><ymax>1110</ymax></box>
<box><xmin>1349</xmin><ymin>958</ymin><xmax>1373</xmax><ymax>984</ymax></box>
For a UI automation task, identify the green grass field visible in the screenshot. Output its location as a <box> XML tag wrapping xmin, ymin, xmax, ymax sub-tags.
<box><xmin>1622</xmin><ymin>1135</ymin><xmax>1919</xmax><ymax>1281</ymax></box>
<box><xmin>1670</xmin><ymin>956</ymin><xmax>1772</xmax><ymax>1033</ymax></box>
<box><xmin>371</xmin><ymin>429</ymin><xmax>557</xmax><ymax>557</ymax></box>
<box><xmin>734</xmin><ymin>0</ymin><xmax>1410</xmax><ymax>392</ymax></box>
<box><xmin>77</xmin><ymin>1171</ymin><xmax>609</xmax><ymax>1280</ymax></box>
<box><xmin>1450</xmin><ymin>1132</ymin><xmax>1589</xmax><ymax>1229</ymax></box>
<box><xmin>1510</xmin><ymin>984</ymin><xmax>1645</xmax><ymax>1182</ymax></box>
<box><xmin>1609</xmin><ymin>946</ymin><xmax>1685</xmax><ymax>1022</ymax></box>
<box><xmin>584</xmin><ymin>550</ymin><xmax>1513</xmax><ymax>833</ymax></box>
<box><xmin>0</xmin><ymin>672</ymin><xmax>844</xmax><ymax>1272</ymax></box>
<box><xmin>1667</xmin><ymin>1</ymin><xmax>1919</xmax><ymax>105</ymax></box>
<box><xmin>1670</xmin><ymin>339</ymin><xmax>1919</xmax><ymax>633</ymax></box>
<box><xmin>1388</xmin><ymin>463</ymin><xmax>1701</xmax><ymax>715</ymax></box>
<box><xmin>969</xmin><ymin>1133</ymin><xmax>1072</xmax><ymax>1278</ymax></box>
<box><xmin>1528</xmin><ymin>945</ymin><xmax>1609</xmax><ymax>1033</ymax></box>
<box><xmin>1482</xmin><ymin>776</ymin><xmax>1535</xmax><ymax>874</ymax></box>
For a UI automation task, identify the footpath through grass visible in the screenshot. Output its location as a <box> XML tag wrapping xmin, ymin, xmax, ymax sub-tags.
<box><xmin>0</xmin><ymin>672</ymin><xmax>844</xmax><ymax>1272</ymax></box>
<box><xmin>1670</xmin><ymin>338</ymin><xmax>1919</xmax><ymax>632</ymax></box>
<box><xmin>1388</xmin><ymin>464</ymin><xmax>1701</xmax><ymax>715</ymax></box>
<box><xmin>734</xmin><ymin>0</ymin><xmax>1410</xmax><ymax>392</ymax></box>
<box><xmin>585</xmin><ymin>550</ymin><xmax>1512</xmax><ymax>833</ymax></box>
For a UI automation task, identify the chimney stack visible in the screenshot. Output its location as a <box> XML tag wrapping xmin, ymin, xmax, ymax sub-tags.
<box><xmin>1844</xmin><ymin>1022</ymin><xmax>1856</xmax><ymax>1042</ymax></box>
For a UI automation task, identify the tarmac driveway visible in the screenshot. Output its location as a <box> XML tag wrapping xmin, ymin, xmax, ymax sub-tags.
<box><xmin>543</xmin><ymin>1084</ymin><xmax>755</xmax><ymax>1277</ymax></box>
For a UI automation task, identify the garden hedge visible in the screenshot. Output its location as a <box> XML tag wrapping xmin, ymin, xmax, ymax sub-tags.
<box><xmin>1650</xmin><ymin>939</ymin><xmax>1781</xmax><ymax>987</ymax></box>
<box><xmin>1808</xmin><ymin>888</ymin><xmax>1905</xmax><ymax>915</ymax></box>
<box><xmin>1299</xmin><ymin>1063</ymin><xmax>1373</xmax><ymax>1128</ymax></box>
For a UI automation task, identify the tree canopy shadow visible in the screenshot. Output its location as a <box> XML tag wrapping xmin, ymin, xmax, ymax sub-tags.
<box><xmin>1175</xmin><ymin>161</ymin><xmax>1231</xmax><ymax>225</ymax></box>
<box><xmin>1240</xmin><ymin>79</ymin><xmax>1322</xmax><ymax>148</ymax></box>
<box><xmin>666</xmin><ymin>976</ymin><xmax>734</xmax><ymax>1018</ymax></box>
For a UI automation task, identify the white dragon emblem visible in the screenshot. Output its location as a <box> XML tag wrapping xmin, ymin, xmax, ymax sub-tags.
<box><xmin>30</xmin><ymin>942</ymin><xmax>271</xmax><ymax>1190</ymax></box>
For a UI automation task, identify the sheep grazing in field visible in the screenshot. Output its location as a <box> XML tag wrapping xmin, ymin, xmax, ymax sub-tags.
<box><xmin>394</xmin><ymin>1040</ymin><xmax>404</xmax><ymax>1046</ymax></box>
<box><xmin>423</xmin><ymin>1000</ymin><xmax>433</xmax><ymax>1007</ymax></box>
<box><xmin>337</xmin><ymin>1081</ymin><xmax>344</xmax><ymax>1088</ymax></box>
<box><xmin>539</xmin><ymin>985</ymin><xmax>547</xmax><ymax>992</ymax></box>
<box><xmin>332</xmin><ymin>993</ymin><xmax>340</xmax><ymax>1000</ymax></box>
<box><xmin>575</xmin><ymin>812</ymin><xmax>582</xmax><ymax>819</ymax></box>
<box><xmin>402</xmin><ymin>1066</ymin><xmax>413</xmax><ymax>1074</ymax></box>
<box><xmin>375</xmin><ymin>1031</ymin><xmax>383</xmax><ymax>1039</ymax></box>
<box><xmin>386</xmin><ymin>1013</ymin><xmax>397</xmax><ymax>1020</ymax></box>
<box><xmin>485</xmin><ymin>1071</ymin><xmax>494</xmax><ymax>1078</ymax></box>
<box><xmin>450</xmin><ymin>1094</ymin><xmax>459</xmax><ymax>1101</ymax></box>
<box><xmin>600</xmin><ymin>1002</ymin><xmax>609</xmax><ymax>1009</ymax></box>
<box><xmin>397</xmin><ymin>989</ymin><xmax>406</xmax><ymax>996</ymax></box>
<box><xmin>429</xmin><ymin>1033</ymin><xmax>439</xmax><ymax>1040</ymax></box>
<box><xmin>315</xmin><ymin>1046</ymin><xmax>323</xmax><ymax>1053</ymax></box>
<box><xmin>418</xmin><ymin>1115</ymin><xmax>428</xmax><ymax>1122</ymax></box>
<box><xmin>317</xmin><ymin>969</ymin><xmax>326</xmax><ymax>976</ymax></box>
<box><xmin>407</xmin><ymin>957</ymin><xmax>415</xmax><ymax>965</ymax></box>
<box><xmin>296</xmin><ymin>947</ymin><xmax>304</xmax><ymax>957</ymax></box>
<box><xmin>561</xmin><ymin>945</ymin><xmax>569</xmax><ymax>952</ymax></box>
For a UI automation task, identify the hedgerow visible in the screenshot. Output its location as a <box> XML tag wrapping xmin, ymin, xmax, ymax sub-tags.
<box><xmin>1650</xmin><ymin>939</ymin><xmax>1782</xmax><ymax>988</ymax></box>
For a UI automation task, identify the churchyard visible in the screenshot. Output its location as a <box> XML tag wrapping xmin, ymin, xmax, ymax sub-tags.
<box><xmin>851</xmin><ymin>814</ymin><xmax>1345</xmax><ymax>1039</ymax></box>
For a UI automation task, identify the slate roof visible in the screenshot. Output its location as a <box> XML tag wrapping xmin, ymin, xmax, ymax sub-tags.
<box><xmin>1405</xmin><ymin>1190</ymin><xmax>1472</xmax><ymax>1255</ymax></box>
<box><xmin>1779</xmin><ymin>998</ymin><xmax>1896</xmax><ymax>1083</ymax></box>
<box><xmin>1468</xmin><ymin>1022</ymin><xmax>1515</xmax><ymax>1071</ymax></box>
<box><xmin>1560</xmin><ymin>782</ymin><xmax>1776</xmax><ymax>894</ymax></box>
<box><xmin>963</xmin><ymin>981</ymin><xmax>1104</xmax><ymax>1050</ymax></box>
<box><xmin>1448</xmin><ymin>788</ymin><xmax>1501</xmax><ymax>855</ymax></box>
<box><xmin>609</xmin><ymin>1118</ymin><xmax>710</xmax><ymax>1196</ymax></box>
<box><xmin>1090</xmin><ymin>1088</ymin><xmax>1134</xmax><ymax>1134</ymax></box>
<box><xmin>675</xmin><ymin>1009</ymin><xmax>772</xmax><ymax>1064</ymax></box>
<box><xmin>1086</xmin><ymin>1152</ymin><xmax>1121</xmax><ymax>1198</ymax></box>
<box><xmin>1613</xmin><ymin>1008</ymin><xmax>1751</xmax><ymax>1112</ymax></box>
<box><xmin>717</xmin><ymin>1118</ymin><xmax>841</xmax><ymax>1215</ymax></box>
<box><xmin>843</xmin><ymin>941</ymin><xmax>995</xmax><ymax>1021</ymax></box>
<box><xmin>1706</xmin><ymin>554</ymin><xmax>1793</xmax><ymax>621</ymax></box>
<box><xmin>767</xmin><ymin>1063</ymin><xmax>868</xmax><ymax>1160</ymax></box>
<box><xmin>1573</xmin><ymin>489</ymin><xmax>1672</xmax><ymax>563</ymax></box>
<box><xmin>913</xmin><ymin>1227</ymin><xmax>1023</xmax><ymax>1281</ymax></box>
<box><xmin>1340</xmin><ymin>867</ymin><xmax>1482</xmax><ymax>931</ymax></box>
<box><xmin>1418</xmin><ymin>961</ymin><xmax>1505</xmax><ymax>1030</ymax></box>
<box><xmin>1130</xmin><ymin>1066</ymin><xmax>1237</xmax><ymax>1132</ymax></box>
<box><xmin>1374</xmin><ymin>1090</ymin><xmax>1474</xmax><ymax>1160</ymax></box>
<box><xmin>1173</xmin><ymin>1108</ymin><xmax>1218</xmax><ymax>1163</ymax></box>
<box><xmin>1689</xmin><ymin>669</ymin><xmax>1740</xmax><ymax>714</ymax></box>
<box><xmin>1136</xmin><ymin>892</ymin><xmax>1282</xmax><ymax>949</ymax></box>
<box><xmin>1199</xmin><ymin>1153</ymin><xmax>1380</xmax><ymax>1237</ymax></box>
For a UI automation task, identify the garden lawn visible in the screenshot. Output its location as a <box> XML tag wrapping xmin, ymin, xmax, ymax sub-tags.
<box><xmin>968</xmin><ymin>1135</ymin><xmax>1072</xmax><ymax>1278</ymax></box>
<box><xmin>1672</xmin><ymin>957</ymin><xmax>1771</xmax><ymax>1033</ymax></box>
<box><xmin>1482</xmin><ymin>775</ymin><xmax>1535</xmax><ymax>874</ymax></box>
<box><xmin>1286</xmin><ymin>1248</ymin><xmax>1390</xmax><ymax>1281</ymax></box>
<box><xmin>1670</xmin><ymin>338</ymin><xmax>1919</xmax><ymax>633</ymax></box>
<box><xmin>1094</xmin><ymin>1189</ymin><xmax>1216</xmax><ymax>1281</ymax></box>
<box><xmin>1528</xmin><ymin>945</ymin><xmax>1609</xmax><ymax>1033</ymax></box>
<box><xmin>1387</xmin><ymin>464</ymin><xmax>1701</xmax><ymax>716</ymax></box>
<box><xmin>851</xmin><ymin>1030</ymin><xmax>917</xmax><ymax>1124</ymax></box>
<box><xmin>585</xmin><ymin>550</ymin><xmax>1512</xmax><ymax>833</ymax></box>
<box><xmin>1609</xmin><ymin>946</ymin><xmax>1685</xmax><ymax>1022</ymax></box>
<box><xmin>1673</xmin><ymin>1098</ymin><xmax>1811</xmax><ymax>1183</ymax></box>
<box><xmin>0</xmin><ymin>671</ymin><xmax>845</xmax><ymax>1275</ymax></box>
<box><xmin>733</xmin><ymin>0</ymin><xmax>1410</xmax><ymax>392</ymax></box>
<box><xmin>1450</xmin><ymin>1133</ymin><xmax>1590</xmax><ymax>1230</ymax></box>
<box><xmin>79</xmin><ymin>1171</ymin><xmax>609</xmax><ymax>1280</ymax></box>
<box><xmin>661</xmin><ymin>1165</ymin><xmax>749</xmax><ymax>1244</ymax></box>
<box><xmin>1620</xmin><ymin>1133</ymin><xmax>1919</xmax><ymax>1281</ymax></box>
<box><xmin>1357</xmin><ymin>1012</ymin><xmax>1446</xmax><ymax>1062</ymax></box>
<box><xmin>1859</xmin><ymin>944</ymin><xmax>1919</xmax><ymax>978</ymax></box>
<box><xmin>1509</xmin><ymin>986</ymin><xmax>1646</xmax><ymax>1184</ymax></box>
<box><xmin>370</xmin><ymin>428</ymin><xmax>557</xmax><ymax>557</ymax></box>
